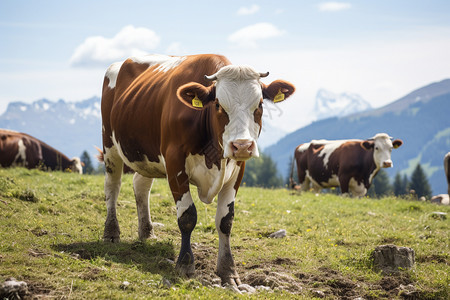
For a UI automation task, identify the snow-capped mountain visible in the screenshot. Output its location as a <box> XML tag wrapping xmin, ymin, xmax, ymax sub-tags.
<box><xmin>314</xmin><ymin>89</ymin><xmax>372</xmax><ymax>120</ymax></box>
<box><xmin>0</xmin><ymin>97</ymin><xmax>102</xmax><ymax>161</ymax></box>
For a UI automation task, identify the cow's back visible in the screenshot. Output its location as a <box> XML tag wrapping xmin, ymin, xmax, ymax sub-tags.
<box><xmin>102</xmin><ymin>54</ymin><xmax>231</xmax><ymax>165</ymax></box>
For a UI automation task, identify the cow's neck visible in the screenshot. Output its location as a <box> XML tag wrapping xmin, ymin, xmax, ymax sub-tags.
<box><xmin>196</xmin><ymin>106</ymin><xmax>225</xmax><ymax>170</ymax></box>
<box><xmin>367</xmin><ymin>149</ymin><xmax>380</xmax><ymax>184</ymax></box>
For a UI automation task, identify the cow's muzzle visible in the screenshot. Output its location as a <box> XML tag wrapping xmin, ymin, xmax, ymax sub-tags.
<box><xmin>230</xmin><ymin>139</ymin><xmax>257</xmax><ymax>160</ymax></box>
<box><xmin>382</xmin><ymin>160</ymin><xmax>393</xmax><ymax>168</ymax></box>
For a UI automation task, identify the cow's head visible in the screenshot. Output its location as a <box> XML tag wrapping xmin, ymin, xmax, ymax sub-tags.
<box><xmin>177</xmin><ymin>65</ymin><xmax>295</xmax><ymax>161</ymax></box>
<box><xmin>361</xmin><ymin>133</ymin><xmax>403</xmax><ymax>168</ymax></box>
<box><xmin>71</xmin><ymin>157</ymin><xmax>84</xmax><ymax>174</ymax></box>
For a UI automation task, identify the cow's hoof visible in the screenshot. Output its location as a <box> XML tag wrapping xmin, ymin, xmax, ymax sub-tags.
<box><xmin>221</xmin><ymin>276</ymin><xmax>241</xmax><ymax>287</ymax></box>
<box><xmin>103</xmin><ymin>235</ymin><xmax>120</xmax><ymax>243</ymax></box>
<box><xmin>138</xmin><ymin>223</ymin><xmax>155</xmax><ymax>240</ymax></box>
<box><xmin>175</xmin><ymin>262</ymin><xmax>195</xmax><ymax>277</ymax></box>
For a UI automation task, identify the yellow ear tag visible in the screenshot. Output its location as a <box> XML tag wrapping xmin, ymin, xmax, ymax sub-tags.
<box><xmin>192</xmin><ymin>94</ymin><xmax>203</xmax><ymax>108</ymax></box>
<box><xmin>273</xmin><ymin>89</ymin><xmax>285</xmax><ymax>103</ymax></box>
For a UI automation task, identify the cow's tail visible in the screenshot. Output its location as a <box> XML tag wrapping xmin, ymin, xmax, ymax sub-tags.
<box><xmin>95</xmin><ymin>146</ymin><xmax>104</xmax><ymax>163</ymax></box>
<box><xmin>289</xmin><ymin>154</ymin><xmax>297</xmax><ymax>189</ymax></box>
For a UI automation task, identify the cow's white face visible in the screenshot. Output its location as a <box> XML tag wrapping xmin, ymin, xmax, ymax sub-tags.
<box><xmin>364</xmin><ymin>133</ymin><xmax>403</xmax><ymax>168</ymax></box>
<box><xmin>71</xmin><ymin>157</ymin><xmax>83</xmax><ymax>174</ymax></box>
<box><xmin>215</xmin><ymin>70</ymin><xmax>263</xmax><ymax>161</ymax></box>
<box><xmin>176</xmin><ymin>65</ymin><xmax>295</xmax><ymax>162</ymax></box>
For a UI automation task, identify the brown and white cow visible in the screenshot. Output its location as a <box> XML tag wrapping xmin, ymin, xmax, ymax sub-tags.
<box><xmin>290</xmin><ymin>133</ymin><xmax>403</xmax><ymax>196</ymax></box>
<box><xmin>445</xmin><ymin>152</ymin><xmax>450</xmax><ymax>196</ymax></box>
<box><xmin>0</xmin><ymin>129</ymin><xmax>83</xmax><ymax>173</ymax></box>
<box><xmin>100</xmin><ymin>54</ymin><xmax>295</xmax><ymax>286</ymax></box>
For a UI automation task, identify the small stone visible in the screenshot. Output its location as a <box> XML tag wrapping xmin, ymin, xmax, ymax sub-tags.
<box><xmin>238</xmin><ymin>283</ymin><xmax>256</xmax><ymax>294</ymax></box>
<box><xmin>430</xmin><ymin>211</ymin><xmax>447</xmax><ymax>220</ymax></box>
<box><xmin>312</xmin><ymin>290</ymin><xmax>325</xmax><ymax>298</ymax></box>
<box><xmin>224</xmin><ymin>283</ymin><xmax>242</xmax><ymax>294</ymax></box>
<box><xmin>211</xmin><ymin>278</ymin><xmax>222</xmax><ymax>285</ymax></box>
<box><xmin>269</xmin><ymin>229</ymin><xmax>286</xmax><ymax>238</ymax></box>
<box><xmin>120</xmin><ymin>281</ymin><xmax>130</xmax><ymax>289</ymax></box>
<box><xmin>153</xmin><ymin>222</ymin><xmax>165</xmax><ymax>227</ymax></box>
<box><xmin>162</xmin><ymin>278</ymin><xmax>171</xmax><ymax>288</ymax></box>
<box><xmin>0</xmin><ymin>278</ymin><xmax>28</xmax><ymax>298</ymax></box>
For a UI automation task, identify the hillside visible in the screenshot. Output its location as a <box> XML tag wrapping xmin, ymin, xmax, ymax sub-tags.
<box><xmin>0</xmin><ymin>168</ymin><xmax>448</xmax><ymax>299</ymax></box>
<box><xmin>265</xmin><ymin>79</ymin><xmax>450</xmax><ymax>194</ymax></box>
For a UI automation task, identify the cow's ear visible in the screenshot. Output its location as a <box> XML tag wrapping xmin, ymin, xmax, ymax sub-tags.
<box><xmin>262</xmin><ymin>80</ymin><xmax>295</xmax><ymax>103</ymax></box>
<box><xmin>361</xmin><ymin>140</ymin><xmax>374</xmax><ymax>150</ymax></box>
<box><xmin>177</xmin><ymin>82</ymin><xmax>215</xmax><ymax>110</ymax></box>
<box><xmin>392</xmin><ymin>139</ymin><xmax>403</xmax><ymax>149</ymax></box>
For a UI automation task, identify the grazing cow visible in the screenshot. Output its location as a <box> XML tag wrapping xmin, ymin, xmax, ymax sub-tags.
<box><xmin>0</xmin><ymin>129</ymin><xmax>83</xmax><ymax>173</ymax></box>
<box><xmin>100</xmin><ymin>54</ymin><xmax>295</xmax><ymax>286</ymax></box>
<box><xmin>290</xmin><ymin>133</ymin><xmax>403</xmax><ymax>196</ymax></box>
<box><xmin>445</xmin><ymin>152</ymin><xmax>450</xmax><ymax>196</ymax></box>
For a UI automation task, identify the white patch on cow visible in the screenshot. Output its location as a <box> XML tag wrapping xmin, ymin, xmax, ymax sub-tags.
<box><xmin>13</xmin><ymin>139</ymin><xmax>27</xmax><ymax>166</ymax></box>
<box><xmin>298</xmin><ymin>143</ymin><xmax>310</xmax><ymax>152</ymax></box>
<box><xmin>20</xmin><ymin>106</ymin><xmax>27</xmax><ymax>111</ymax></box>
<box><xmin>130</xmin><ymin>54</ymin><xmax>186</xmax><ymax>73</ymax></box>
<box><xmin>349</xmin><ymin>177</ymin><xmax>367</xmax><ymax>197</ymax></box>
<box><xmin>371</xmin><ymin>133</ymin><xmax>395</xmax><ymax>168</ymax></box>
<box><xmin>319</xmin><ymin>174</ymin><xmax>340</xmax><ymax>188</ymax></box>
<box><xmin>368</xmin><ymin>168</ymin><xmax>379</xmax><ymax>185</ymax></box>
<box><xmin>106</xmin><ymin>61</ymin><xmax>124</xmax><ymax>89</ymax></box>
<box><xmin>185</xmin><ymin>154</ymin><xmax>231</xmax><ymax>204</ymax></box>
<box><xmin>111</xmin><ymin>131</ymin><xmax>166</xmax><ymax>178</ymax></box>
<box><xmin>213</xmin><ymin>65</ymin><xmax>263</xmax><ymax>159</ymax></box>
<box><xmin>317</xmin><ymin>140</ymin><xmax>347</xmax><ymax>168</ymax></box>
<box><xmin>176</xmin><ymin>192</ymin><xmax>194</xmax><ymax>218</ymax></box>
<box><xmin>71</xmin><ymin>157</ymin><xmax>83</xmax><ymax>174</ymax></box>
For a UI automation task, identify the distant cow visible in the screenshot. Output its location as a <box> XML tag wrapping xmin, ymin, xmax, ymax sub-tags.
<box><xmin>100</xmin><ymin>54</ymin><xmax>295</xmax><ymax>286</ymax></box>
<box><xmin>0</xmin><ymin>129</ymin><xmax>83</xmax><ymax>173</ymax></box>
<box><xmin>290</xmin><ymin>133</ymin><xmax>403</xmax><ymax>196</ymax></box>
<box><xmin>445</xmin><ymin>152</ymin><xmax>450</xmax><ymax>196</ymax></box>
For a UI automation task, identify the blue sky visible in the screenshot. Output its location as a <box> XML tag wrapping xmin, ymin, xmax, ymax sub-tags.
<box><xmin>1</xmin><ymin>0</ymin><xmax>450</xmax><ymax>131</ymax></box>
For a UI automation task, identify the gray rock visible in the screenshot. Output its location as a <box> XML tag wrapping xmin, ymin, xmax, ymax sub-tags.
<box><xmin>0</xmin><ymin>278</ymin><xmax>28</xmax><ymax>299</ymax></box>
<box><xmin>269</xmin><ymin>229</ymin><xmax>286</xmax><ymax>238</ymax></box>
<box><xmin>372</xmin><ymin>245</ymin><xmax>415</xmax><ymax>274</ymax></box>
<box><xmin>431</xmin><ymin>194</ymin><xmax>449</xmax><ymax>205</ymax></box>
<box><xmin>238</xmin><ymin>283</ymin><xmax>256</xmax><ymax>294</ymax></box>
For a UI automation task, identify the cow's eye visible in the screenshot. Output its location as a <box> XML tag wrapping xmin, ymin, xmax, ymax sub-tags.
<box><xmin>375</xmin><ymin>147</ymin><xmax>379</xmax><ymax>150</ymax></box>
<box><xmin>259</xmin><ymin>102</ymin><xmax>263</xmax><ymax>109</ymax></box>
<box><xmin>216</xmin><ymin>102</ymin><xmax>220</xmax><ymax>110</ymax></box>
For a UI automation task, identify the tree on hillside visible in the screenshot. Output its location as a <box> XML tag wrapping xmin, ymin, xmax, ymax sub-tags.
<box><xmin>409</xmin><ymin>163</ymin><xmax>432</xmax><ymax>199</ymax></box>
<box><xmin>393</xmin><ymin>172</ymin><xmax>409</xmax><ymax>196</ymax></box>
<box><xmin>80</xmin><ymin>151</ymin><xmax>94</xmax><ymax>174</ymax></box>
<box><xmin>368</xmin><ymin>169</ymin><xmax>392</xmax><ymax>197</ymax></box>
<box><xmin>243</xmin><ymin>152</ymin><xmax>283</xmax><ymax>188</ymax></box>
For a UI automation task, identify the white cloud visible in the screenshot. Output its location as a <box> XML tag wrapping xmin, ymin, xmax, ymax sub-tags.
<box><xmin>318</xmin><ymin>2</ymin><xmax>352</xmax><ymax>12</ymax></box>
<box><xmin>228</xmin><ymin>23</ymin><xmax>285</xmax><ymax>48</ymax></box>
<box><xmin>237</xmin><ymin>4</ymin><xmax>260</xmax><ymax>16</ymax></box>
<box><xmin>69</xmin><ymin>25</ymin><xmax>160</xmax><ymax>68</ymax></box>
<box><xmin>166</xmin><ymin>42</ymin><xmax>186</xmax><ymax>56</ymax></box>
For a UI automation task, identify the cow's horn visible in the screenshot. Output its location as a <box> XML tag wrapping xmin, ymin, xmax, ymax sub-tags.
<box><xmin>259</xmin><ymin>72</ymin><xmax>269</xmax><ymax>78</ymax></box>
<box><xmin>204</xmin><ymin>74</ymin><xmax>217</xmax><ymax>81</ymax></box>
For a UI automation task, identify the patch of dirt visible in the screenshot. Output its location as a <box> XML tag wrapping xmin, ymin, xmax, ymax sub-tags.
<box><xmin>416</xmin><ymin>254</ymin><xmax>448</xmax><ymax>264</ymax></box>
<box><xmin>190</xmin><ymin>243</ymin><xmax>444</xmax><ymax>299</ymax></box>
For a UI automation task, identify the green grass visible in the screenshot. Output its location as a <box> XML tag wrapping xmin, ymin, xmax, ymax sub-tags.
<box><xmin>0</xmin><ymin>168</ymin><xmax>448</xmax><ymax>299</ymax></box>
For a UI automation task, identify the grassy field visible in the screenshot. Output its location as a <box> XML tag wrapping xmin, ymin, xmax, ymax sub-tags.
<box><xmin>0</xmin><ymin>168</ymin><xmax>448</xmax><ymax>299</ymax></box>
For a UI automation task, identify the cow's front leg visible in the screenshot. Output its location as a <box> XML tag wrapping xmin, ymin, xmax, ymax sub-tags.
<box><xmin>167</xmin><ymin>163</ymin><xmax>197</xmax><ymax>277</ymax></box>
<box><xmin>215</xmin><ymin>179</ymin><xmax>241</xmax><ymax>286</ymax></box>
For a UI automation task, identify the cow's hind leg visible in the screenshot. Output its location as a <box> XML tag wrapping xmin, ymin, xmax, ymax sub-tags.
<box><xmin>133</xmin><ymin>173</ymin><xmax>155</xmax><ymax>240</ymax></box>
<box><xmin>215</xmin><ymin>181</ymin><xmax>241</xmax><ymax>287</ymax></box>
<box><xmin>103</xmin><ymin>146</ymin><xmax>124</xmax><ymax>242</ymax></box>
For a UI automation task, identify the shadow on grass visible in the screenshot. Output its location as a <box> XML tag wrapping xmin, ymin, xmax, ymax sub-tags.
<box><xmin>52</xmin><ymin>239</ymin><xmax>178</xmax><ymax>280</ymax></box>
